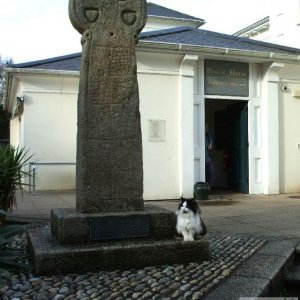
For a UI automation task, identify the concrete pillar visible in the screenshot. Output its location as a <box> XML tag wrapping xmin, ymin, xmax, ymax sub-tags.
<box><xmin>179</xmin><ymin>54</ymin><xmax>198</xmax><ymax>197</ymax></box>
<box><xmin>262</xmin><ymin>62</ymin><xmax>284</xmax><ymax>194</ymax></box>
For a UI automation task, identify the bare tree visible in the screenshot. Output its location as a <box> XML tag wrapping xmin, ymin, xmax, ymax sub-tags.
<box><xmin>0</xmin><ymin>56</ymin><xmax>13</xmax><ymax>108</ymax></box>
<box><xmin>0</xmin><ymin>56</ymin><xmax>13</xmax><ymax>144</ymax></box>
<box><xmin>0</xmin><ymin>56</ymin><xmax>4</xmax><ymax>107</ymax></box>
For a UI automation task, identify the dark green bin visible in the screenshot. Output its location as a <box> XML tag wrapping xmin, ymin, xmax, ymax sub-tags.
<box><xmin>194</xmin><ymin>182</ymin><xmax>211</xmax><ymax>200</ymax></box>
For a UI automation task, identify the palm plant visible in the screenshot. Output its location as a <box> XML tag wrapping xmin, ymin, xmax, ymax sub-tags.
<box><xmin>0</xmin><ymin>146</ymin><xmax>33</xmax><ymax>215</ymax></box>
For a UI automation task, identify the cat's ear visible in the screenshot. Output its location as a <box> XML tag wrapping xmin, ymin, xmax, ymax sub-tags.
<box><xmin>181</xmin><ymin>197</ymin><xmax>185</xmax><ymax>202</ymax></box>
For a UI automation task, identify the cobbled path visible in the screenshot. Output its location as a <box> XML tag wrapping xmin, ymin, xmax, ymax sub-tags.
<box><xmin>1</xmin><ymin>228</ymin><xmax>266</xmax><ymax>300</ymax></box>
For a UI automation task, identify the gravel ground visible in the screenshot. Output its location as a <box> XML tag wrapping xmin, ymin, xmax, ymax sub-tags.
<box><xmin>0</xmin><ymin>226</ymin><xmax>266</xmax><ymax>300</ymax></box>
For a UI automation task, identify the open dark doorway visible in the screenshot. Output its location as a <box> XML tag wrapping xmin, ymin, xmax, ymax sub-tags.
<box><xmin>205</xmin><ymin>99</ymin><xmax>249</xmax><ymax>193</ymax></box>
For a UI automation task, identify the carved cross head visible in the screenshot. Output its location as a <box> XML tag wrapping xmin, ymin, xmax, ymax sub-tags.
<box><xmin>69</xmin><ymin>0</ymin><xmax>147</xmax><ymax>44</ymax></box>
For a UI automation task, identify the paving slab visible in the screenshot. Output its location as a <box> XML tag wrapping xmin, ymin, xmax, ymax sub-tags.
<box><xmin>235</xmin><ymin>254</ymin><xmax>287</xmax><ymax>286</ymax></box>
<box><xmin>258</xmin><ymin>239</ymin><xmax>298</xmax><ymax>258</ymax></box>
<box><xmin>204</xmin><ymin>238</ymin><xmax>296</xmax><ymax>299</ymax></box>
<box><xmin>203</xmin><ymin>275</ymin><xmax>271</xmax><ymax>299</ymax></box>
<box><xmin>207</xmin><ymin>222</ymin><xmax>268</xmax><ymax>236</ymax></box>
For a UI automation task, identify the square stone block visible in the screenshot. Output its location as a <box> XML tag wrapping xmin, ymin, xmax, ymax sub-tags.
<box><xmin>28</xmin><ymin>226</ymin><xmax>210</xmax><ymax>275</ymax></box>
<box><xmin>51</xmin><ymin>204</ymin><xmax>177</xmax><ymax>244</ymax></box>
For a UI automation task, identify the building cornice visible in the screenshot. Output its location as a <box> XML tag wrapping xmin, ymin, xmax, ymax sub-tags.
<box><xmin>137</xmin><ymin>40</ymin><xmax>300</xmax><ymax>64</ymax></box>
<box><xmin>234</xmin><ymin>17</ymin><xmax>270</xmax><ymax>37</ymax></box>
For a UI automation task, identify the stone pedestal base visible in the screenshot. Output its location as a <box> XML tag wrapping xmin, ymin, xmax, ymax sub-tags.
<box><xmin>51</xmin><ymin>205</ymin><xmax>176</xmax><ymax>243</ymax></box>
<box><xmin>28</xmin><ymin>205</ymin><xmax>210</xmax><ymax>275</ymax></box>
<box><xmin>28</xmin><ymin>226</ymin><xmax>210</xmax><ymax>275</ymax></box>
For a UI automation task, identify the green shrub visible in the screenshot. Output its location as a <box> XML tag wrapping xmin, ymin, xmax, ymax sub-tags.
<box><xmin>0</xmin><ymin>146</ymin><xmax>33</xmax><ymax>213</ymax></box>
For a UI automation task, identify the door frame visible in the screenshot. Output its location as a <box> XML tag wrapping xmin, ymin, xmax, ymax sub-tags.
<box><xmin>193</xmin><ymin>61</ymin><xmax>263</xmax><ymax>194</ymax></box>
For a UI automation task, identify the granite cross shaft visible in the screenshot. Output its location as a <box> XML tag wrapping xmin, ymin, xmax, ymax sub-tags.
<box><xmin>69</xmin><ymin>0</ymin><xmax>147</xmax><ymax>213</ymax></box>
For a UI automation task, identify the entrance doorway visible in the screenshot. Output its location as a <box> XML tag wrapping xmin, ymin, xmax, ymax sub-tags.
<box><xmin>205</xmin><ymin>99</ymin><xmax>249</xmax><ymax>193</ymax></box>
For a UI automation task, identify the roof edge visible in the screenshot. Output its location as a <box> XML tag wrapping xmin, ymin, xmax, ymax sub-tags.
<box><xmin>11</xmin><ymin>52</ymin><xmax>81</xmax><ymax>68</ymax></box>
<box><xmin>141</xmin><ymin>26</ymin><xmax>300</xmax><ymax>55</ymax></box>
<box><xmin>137</xmin><ymin>40</ymin><xmax>300</xmax><ymax>64</ymax></box>
<box><xmin>234</xmin><ymin>16</ymin><xmax>270</xmax><ymax>36</ymax></box>
<box><xmin>148</xmin><ymin>14</ymin><xmax>205</xmax><ymax>26</ymax></box>
<box><xmin>5</xmin><ymin>67</ymin><xmax>80</xmax><ymax>77</ymax></box>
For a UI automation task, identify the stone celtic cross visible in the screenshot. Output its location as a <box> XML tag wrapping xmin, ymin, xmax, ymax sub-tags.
<box><xmin>29</xmin><ymin>1</ymin><xmax>209</xmax><ymax>276</ymax></box>
<box><xmin>69</xmin><ymin>0</ymin><xmax>147</xmax><ymax>213</ymax></box>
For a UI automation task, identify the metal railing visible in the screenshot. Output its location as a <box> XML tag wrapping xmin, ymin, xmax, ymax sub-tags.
<box><xmin>29</xmin><ymin>161</ymin><xmax>76</xmax><ymax>195</ymax></box>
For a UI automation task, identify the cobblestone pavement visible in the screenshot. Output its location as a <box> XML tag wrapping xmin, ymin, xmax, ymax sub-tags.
<box><xmin>1</xmin><ymin>230</ymin><xmax>266</xmax><ymax>300</ymax></box>
<box><xmin>5</xmin><ymin>191</ymin><xmax>300</xmax><ymax>299</ymax></box>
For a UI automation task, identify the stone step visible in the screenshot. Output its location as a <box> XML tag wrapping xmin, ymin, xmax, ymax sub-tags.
<box><xmin>28</xmin><ymin>226</ymin><xmax>210</xmax><ymax>275</ymax></box>
<box><xmin>296</xmin><ymin>242</ymin><xmax>300</xmax><ymax>263</ymax></box>
<box><xmin>285</xmin><ymin>264</ymin><xmax>300</xmax><ymax>297</ymax></box>
<box><xmin>286</xmin><ymin>264</ymin><xmax>300</xmax><ymax>285</ymax></box>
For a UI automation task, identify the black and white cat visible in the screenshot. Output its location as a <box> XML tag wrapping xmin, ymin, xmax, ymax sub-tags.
<box><xmin>176</xmin><ymin>197</ymin><xmax>207</xmax><ymax>241</ymax></box>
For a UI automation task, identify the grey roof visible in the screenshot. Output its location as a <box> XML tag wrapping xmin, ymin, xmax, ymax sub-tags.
<box><xmin>10</xmin><ymin>27</ymin><xmax>300</xmax><ymax>72</ymax></box>
<box><xmin>140</xmin><ymin>27</ymin><xmax>300</xmax><ymax>55</ymax></box>
<box><xmin>147</xmin><ymin>2</ymin><xmax>204</xmax><ymax>22</ymax></box>
<box><xmin>11</xmin><ymin>53</ymin><xmax>81</xmax><ymax>71</ymax></box>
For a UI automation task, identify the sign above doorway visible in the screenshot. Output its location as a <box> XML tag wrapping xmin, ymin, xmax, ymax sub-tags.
<box><xmin>205</xmin><ymin>60</ymin><xmax>249</xmax><ymax>97</ymax></box>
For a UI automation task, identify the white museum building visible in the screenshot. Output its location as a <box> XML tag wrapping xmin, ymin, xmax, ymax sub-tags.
<box><xmin>4</xmin><ymin>3</ymin><xmax>300</xmax><ymax>199</ymax></box>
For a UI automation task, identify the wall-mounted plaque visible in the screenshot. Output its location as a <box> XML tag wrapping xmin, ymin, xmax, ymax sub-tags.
<box><xmin>149</xmin><ymin>120</ymin><xmax>165</xmax><ymax>142</ymax></box>
<box><xmin>205</xmin><ymin>60</ymin><xmax>249</xmax><ymax>97</ymax></box>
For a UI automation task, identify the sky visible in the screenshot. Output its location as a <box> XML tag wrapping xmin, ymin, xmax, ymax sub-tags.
<box><xmin>0</xmin><ymin>0</ymin><xmax>271</xmax><ymax>63</ymax></box>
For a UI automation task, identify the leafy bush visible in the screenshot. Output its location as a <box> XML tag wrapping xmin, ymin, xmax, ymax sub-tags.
<box><xmin>0</xmin><ymin>146</ymin><xmax>33</xmax><ymax>213</ymax></box>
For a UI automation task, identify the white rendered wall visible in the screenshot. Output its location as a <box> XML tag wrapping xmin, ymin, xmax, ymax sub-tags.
<box><xmin>137</xmin><ymin>52</ymin><xmax>182</xmax><ymax>200</ymax></box>
<box><xmin>10</xmin><ymin>117</ymin><xmax>20</xmax><ymax>148</ymax></box>
<box><xmin>20</xmin><ymin>75</ymin><xmax>78</xmax><ymax>190</ymax></box>
<box><xmin>9</xmin><ymin>53</ymin><xmax>185</xmax><ymax>200</ymax></box>
<box><xmin>24</xmin><ymin>92</ymin><xmax>77</xmax><ymax>190</ymax></box>
<box><xmin>8</xmin><ymin>77</ymin><xmax>23</xmax><ymax>148</ymax></box>
<box><xmin>278</xmin><ymin>64</ymin><xmax>300</xmax><ymax>193</ymax></box>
